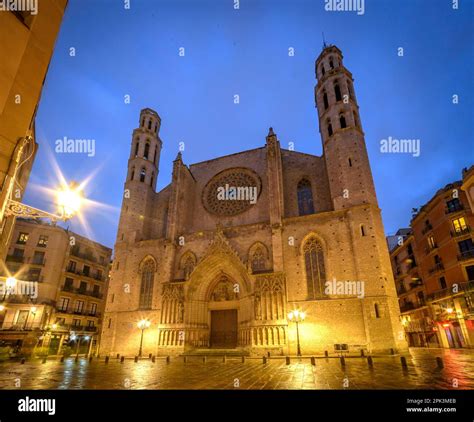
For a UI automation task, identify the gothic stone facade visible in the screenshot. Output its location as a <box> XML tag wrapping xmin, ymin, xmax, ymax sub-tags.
<box><xmin>100</xmin><ymin>46</ymin><xmax>407</xmax><ymax>356</ymax></box>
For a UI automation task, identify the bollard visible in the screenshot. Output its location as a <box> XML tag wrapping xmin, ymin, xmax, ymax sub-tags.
<box><xmin>310</xmin><ymin>356</ymin><xmax>316</xmax><ymax>366</ymax></box>
<box><xmin>60</xmin><ymin>356</ymin><xmax>65</xmax><ymax>363</ymax></box>
<box><xmin>436</xmin><ymin>357</ymin><xmax>444</xmax><ymax>369</ymax></box>
<box><xmin>89</xmin><ymin>356</ymin><xmax>93</xmax><ymax>363</ymax></box>
<box><xmin>20</xmin><ymin>358</ymin><xmax>25</xmax><ymax>364</ymax></box>
<box><xmin>324</xmin><ymin>350</ymin><xmax>329</xmax><ymax>358</ymax></box>
<box><xmin>390</xmin><ymin>348</ymin><xmax>395</xmax><ymax>355</ymax></box>
<box><xmin>360</xmin><ymin>349</ymin><xmax>365</xmax><ymax>357</ymax></box>
<box><xmin>152</xmin><ymin>356</ymin><xmax>156</xmax><ymax>363</ymax></box>
<box><xmin>105</xmin><ymin>356</ymin><xmax>110</xmax><ymax>364</ymax></box>
<box><xmin>267</xmin><ymin>352</ymin><xmax>271</xmax><ymax>357</ymax></box>
<box><xmin>203</xmin><ymin>356</ymin><xmax>207</xmax><ymax>363</ymax></box>
<box><xmin>134</xmin><ymin>356</ymin><xmax>138</xmax><ymax>363</ymax></box>
<box><xmin>166</xmin><ymin>356</ymin><xmax>170</xmax><ymax>364</ymax></box>
<box><xmin>286</xmin><ymin>356</ymin><xmax>291</xmax><ymax>365</ymax></box>
<box><xmin>400</xmin><ymin>356</ymin><xmax>408</xmax><ymax>368</ymax></box>
<box><xmin>222</xmin><ymin>355</ymin><xmax>226</xmax><ymax>363</ymax></box>
<box><xmin>42</xmin><ymin>357</ymin><xmax>47</xmax><ymax>364</ymax></box>
<box><xmin>120</xmin><ymin>356</ymin><xmax>125</xmax><ymax>363</ymax></box>
<box><xmin>149</xmin><ymin>353</ymin><xmax>152</xmax><ymax>359</ymax></box>
<box><xmin>116</xmin><ymin>353</ymin><xmax>120</xmax><ymax>359</ymax></box>
<box><xmin>241</xmin><ymin>356</ymin><xmax>245</xmax><ymax>363</ymax></box>
<box><xmin>340</xmin><ymin>356</ymin><xmax>346</xmax><ymax>367</ymax></box>
<box><xmin>262</xmin><ymin>356</ymin><xmax>267</xmax><ymax>364</ymax></box>
<box><xmin>367</xmin><ymin>356</ymin><xmax>373</xmax><ymax>368</ymax></box>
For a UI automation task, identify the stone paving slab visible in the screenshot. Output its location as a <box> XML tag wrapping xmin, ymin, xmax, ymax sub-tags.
<box><xmin>0</xmin><ymin>348</ymin><xmax>473</xmax><ymax>390</ymax></box>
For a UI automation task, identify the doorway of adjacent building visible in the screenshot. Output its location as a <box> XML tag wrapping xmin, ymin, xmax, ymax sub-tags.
<box><xmin>210</xmin><ymin>309</ymin><xmax>238</xmax><ymax>348</ymax></box>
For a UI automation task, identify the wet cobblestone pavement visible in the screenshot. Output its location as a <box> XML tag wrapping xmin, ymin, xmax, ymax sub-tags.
<box><xmin>0</xmin><ymin>348</ymin><xmax>473</xmax><ymax>390</ymax></box>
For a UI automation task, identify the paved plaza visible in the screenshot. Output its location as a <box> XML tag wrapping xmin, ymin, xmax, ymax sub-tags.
<box><xmin>0</xmin><ymin>348</ymin><xmax>473</xmax><ymax>390</ymax></box>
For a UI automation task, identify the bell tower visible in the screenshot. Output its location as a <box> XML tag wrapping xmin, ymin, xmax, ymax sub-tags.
<box><xmin>117</xmin><ymin>108</ymin><xmax>162</xmax><ymax>243</ymax></box>
<box><xmin>315</xmin><ymin>45</ymin><xmax>377</xmax><ymax>210</ymax></box>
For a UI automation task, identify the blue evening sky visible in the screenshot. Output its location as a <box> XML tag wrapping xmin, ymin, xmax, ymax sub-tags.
<box><xmin>25</xmin><ymin>0</ymin><xmax>474</xmax><ymax>249</ymax></box>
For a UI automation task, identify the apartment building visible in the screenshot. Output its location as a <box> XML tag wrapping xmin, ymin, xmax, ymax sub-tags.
<box><xmin>0</xmin><ymin>218</ymin><xmax>111</xmax><ymax>356</ymax></box>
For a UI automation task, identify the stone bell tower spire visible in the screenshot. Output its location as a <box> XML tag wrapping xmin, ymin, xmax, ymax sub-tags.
<box><xmin>315</xmin><ymin>45</ymin><xmax>377</xmax><ymax>210</ymax></box>
<box><xmin>116</xmin><ymin>108</ymin><xmax>162</xmax><ymax>243</ymax></box>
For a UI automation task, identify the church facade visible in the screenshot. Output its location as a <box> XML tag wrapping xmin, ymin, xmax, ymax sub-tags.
<box><xmin>100</xmin><ymin>45</ymin><xmax>407</xmax><ymax>356</ymax></box>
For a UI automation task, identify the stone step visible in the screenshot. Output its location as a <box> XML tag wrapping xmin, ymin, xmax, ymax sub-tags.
<box><xmin>182</xmin><ymin>348</ymin><xmax>250</xmax><ymax>356</ymax></box>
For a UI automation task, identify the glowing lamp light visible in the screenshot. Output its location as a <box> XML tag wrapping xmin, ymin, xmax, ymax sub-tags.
<box><xmin>0</xmin><ymin>305</ymin><xmax>5</xmax><ymax>311</ymax></box>
<box><xmin>137</xmin><ymin>319</ymin><xmax>151</xmax><ymax>330</ymax></box>
<box><xmin>70</xmin><ymin>334</ymin><xmax>77</xmax><ymax>341</ymax></box>
<box><xmin>56</xmin><ymin>182</ymin><xmax>83</xmax><ymax>219</ymax></box>
<box><xmin>442</xmin><ymin>323</ymin><xmax>450</xmax><ymax>328</ymax></box>
<box><xmin>6</xmin><ymin>277</ymin><xmax>17</xmax><ymax>289</ymax></box>
<box><xmin>446</xmin><ymin>308</ymin><xmax>454</xmax><ymax>314</ymax></box>
<box><xmin>51</xmin><ymin>323</ymin><xmax>58</xmax><ymax>330</ymax></box>
<box><xmin>84</xmin><ymin>336</ymin><xmax>90</xmax><ymax>341</ymax></box>
<box><xmin>31</xmin><ymin>306</ymin><xmax>37</xmax><ymax>314</ymax></box>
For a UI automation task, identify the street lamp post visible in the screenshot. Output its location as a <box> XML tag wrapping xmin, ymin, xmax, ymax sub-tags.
<box><xmin>5</xmin><ymin>182</ymin><xmax>84</xmax><ymax>222</ymax></box>
<box><xmin>23</xmin><ymin>306</ymin><xmax>37</xmax><ymax>330</ymax></box>
<box><xmin>137</xmin><ymin>319</ymin><xmax>151</xmax><ymax>357</ymax></box>
<box><xmin>287</xmin><ymin>310</ymin><xmax>306</xmax><ymax>357</ymax></box>
<box><xmin>2</xmin><ymin>277</ymin><xmax>17</xmax><ymax>301</ymax></box>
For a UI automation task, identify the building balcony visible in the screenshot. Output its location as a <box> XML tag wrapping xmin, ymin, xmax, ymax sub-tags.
<box><xmin>0</xmin><ymin>322</ymin><xmax>43</xmax><ymax>331</ymax></box>
<box><xmin>424</xmin><ymin>244</ymin><xmax>438</xmax><ymax>255</ymax></box>
<box><xmin>451</xmin><ymin>226</ymin><xmax>471</xmax><ymax>238</ymax></box>
<box><xmin>65</xmin><ymin>267</ymin><xmax>105</xmax><ymax>282</ymax></box>
<box><xmin>428</xmin><ymin>263</ymin><xmax>444</xmax><ymax>274</ymax></box>
<box><xmin>6</xmin><ymin>255</ymin><xmax>25</xmax><ymax>263</ymax></box>
<box><xmin>421</xmin><ymin>224</ymin><xmax>433</xmax><ymax>235</ymax></box>
<box><xmin>457</xmin><ymin>249</ymin><xmax>474</xmax><ymax>261</ymax></box>
<box><xmin>70</xmin><ymin>249</ymin><xmax>99</xmax><ymax>265</ymax></box>
<box><xmin>29</xmin><ymin>257</ymin><xmax>46</xmax><ymax>266</ymax></box>
<box><xmin>445</xmin><ymin>204</ymin><xmax>464</xmax><ymax>214</ymax></box>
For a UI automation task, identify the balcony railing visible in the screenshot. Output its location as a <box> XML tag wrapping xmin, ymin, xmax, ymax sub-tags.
<box><xmin>70</xmin><ymin>249</ymin><xmax>98</xmax><ymax>264</ymax></box>
<box><xmin>445</xmin><ymin>203</ymin><xmax>464</xmax><ymax>214</ymax></box>
<box><xmin>0</xmin><ymin>322</ymin><xmax>43</xmax><ymax>331</ymax></box>
<box><xmin>451</xmin><ymin>226</ymin><xmax>471</xmax><ymax>238</ymax></box>
<box><xmin>30</xmin><ymin>257</ymin><xmax>46</xmax><ymax>266</ymax></box>
<box><xmin>424</xmin><ymin>244</ymin><xmax>438</xmax><ymax>255</ymax></box>
<box><xmin>428</xmin><ymin>263</ymin><xmax>444</xmax><ymax>274</ymax></box>
<box><xmin>457</xmin><ymin>249</ymin><xmax>474</xmax><ymax>261</ymax></box>
<box><xmin>6</xmin><ymin>255</ymin><xmax>25</xmax><ymax>263</ymax></box>
<box><xmin>65</xmin><ymin>267</ymin><xmax>105</xmax><ymax>281</ymax></box>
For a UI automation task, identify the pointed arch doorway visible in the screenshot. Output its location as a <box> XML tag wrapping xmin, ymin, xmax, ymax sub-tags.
<box><xmin>208</xmin><ymin>276</ymin><xmax>240</xmax><ymax>349</ymax></box>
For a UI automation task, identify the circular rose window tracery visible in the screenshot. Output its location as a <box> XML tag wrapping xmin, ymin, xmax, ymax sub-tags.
<box><xmin>202</xmin><ymin>168</ymin><xmax>262</xmax><ymax>216</ymax></box>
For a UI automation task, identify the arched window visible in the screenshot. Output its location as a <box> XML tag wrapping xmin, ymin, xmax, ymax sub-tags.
<box><xmin>150</xmin><ymin>171</ymin><xmax>154</xmax><ymax>187</ymax></box>
<box><xmin>148</xmin><ymin>120</ymin><xmax>152</xmax><ymax>130</ymax></box>
<box><xmin>374</xmin><ymin>303</ymin><xmax>380</xmax><ymax>318</ymax></box>
<box><xmin>347</xmin><ymin>79</ymin><xmax>355</xmax><ymax>99</ymax></box>
<box><xmin>154</xmin><ymin>124</ymin><xmax>158</xmax><ymax>133</ymax></box>
<box><xmin>327</xmin><ymin>119</ymin><xmax>333</xmax><ymax>137</ymax></box>
<box><xmin>144</xmin><ymin>143</ymin><xmax>150</xmax><ymax>159</ymax></box>
<box><xmin>251</xmin><ymin>247</ymin><xmax>266</xmax><ymax>273</ymax></box>
<box><xmin>153</xmin><ymin>149</ymin><xmax>157</xmax><ymax>164</ymax></box>
<box><xmin>323</xmin><ymin>91</ymin><xmax>329</xmax><ymax>110</ymax></box>
<box><xmin>334</xmin><ymin>83</ymin><xmax>342</xmax><ymax>102</ymax></box>
<box><xmin>139</xmin><ymin>259</ymin><xmax>155</xmax><ymax>309</ymax></box>
<box><xmin>130</xmin><ymin>167</ymin><xmax>135</xmax><ymax>181</ymax></box>
<box><xmin>321</xmin><ymin>64</ymin><xmax>325</xmax><ymax>76</ymax></box>
<box><xmin>303</xmin><ymin>237</ymin><xmax>326</xmax><ymax>299</ymax></box>
<box><xmin>297</xmin><ymin>179</ymin><xmax>315</xmax><ymax>216</ymax></box>
<box><xmin>141</xmin><ymin>118</ymin><xmax>145</xmax><ymax>127</ymax></box>
<box><xmin>329</xmin><ymin>58</ymin><xmax>334</xmax><ymax>69</ymax></box>
<box><xmin>134</xmin><ymin>142</ymin><xmax>139</xmax><ymax>157</ymax></box>
<box><xmin>140</xmin><ymin>168</ymin><xmax>146</xmax><ymax>182</ymax></box>
<box><xmin>339</xmin><ymin>114</ymin><xmax>346</xmax><ymax>129</ymax></box>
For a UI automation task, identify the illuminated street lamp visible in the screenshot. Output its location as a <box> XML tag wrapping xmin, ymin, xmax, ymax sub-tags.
<box><xmin>5</xmin><ymin>182</ymin><xmax>84</xmax><ymax>222</ymax></box>
<box><xmin>287</xmin><ymin>310</ymin><xmax>306</xmax><ymax>357</ymax></box>
<box><xmin>2</xmin><ymin>277</ymin><xmax>17</xmax><ymax>301</ymax></box>
<box><xmin>137</xmin><ymin>319</ymin><xmax>151</xmax><ymax>357</ymax></box>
